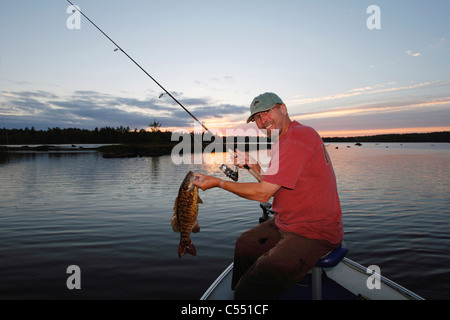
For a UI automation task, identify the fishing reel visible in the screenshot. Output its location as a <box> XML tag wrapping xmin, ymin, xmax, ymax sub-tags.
<box><xmin>219</xmin><ymin>150</ymin><xmax>262</xmax><ymax>183</ymax></box>
<box><xmin>219</xmin><ymin>164</ymin><xmax>239</xmax><ymax>182</ymax></box>
<box><xmin>219</xmin><ymin>150</ymin><xmax>240</xmax><ymax>181</ymax></box>
<box><xmin>259</xmin><ymin>202</ymin><xmax>276</xmax><ymax>224</ymax></box>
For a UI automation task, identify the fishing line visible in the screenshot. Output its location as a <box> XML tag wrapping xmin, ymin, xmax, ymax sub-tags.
<box><xmin>66</xmin><ymin>0</ymin><xmax>260</xmax><ymax>181</ymax></box>
<box><xmin>66</xmin><ymin>0</ymin><xmax>208</xmax><ymax>133</ymax></box>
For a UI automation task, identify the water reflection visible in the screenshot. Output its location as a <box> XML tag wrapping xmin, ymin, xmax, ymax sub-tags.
<box><xmin>0</xmin><ymin>152</ymin><xmax>37</xmax><ymax>165</ymax></box>
<box><xmin>148</xmin><ymin>156</ymin><xmax>161</xmax><ymax>179</ymax></box>
<box><xmin>0</xmin><ymin>143</ymin><xmax>449</xmax><ymax>299</ymax></box>
<box><xmin>0</xmin><ymin>150</ymin><xmax>100</xmax><ymax>166</ymax></box>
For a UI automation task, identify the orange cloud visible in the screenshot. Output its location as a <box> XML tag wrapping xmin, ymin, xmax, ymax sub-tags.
<box><xmin>292</xmin><ymin>99</ymin><xmax>450</xmax><ymax>121</ymax></box>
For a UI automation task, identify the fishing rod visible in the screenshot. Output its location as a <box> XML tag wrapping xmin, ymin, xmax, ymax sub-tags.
<box><xmin>66</xmin><ymin>0</ymin><xmax>208</xmax><ymax>133</ymax></box>
<box><xmin>66</xmin><ymin>0</ymin><xmax>261</xmax><ymax>182</ymax></box>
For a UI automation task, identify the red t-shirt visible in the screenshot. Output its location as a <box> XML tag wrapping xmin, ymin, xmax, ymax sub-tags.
<box><xmin>263</xmin><ymin>121</ymin><xmax>344</xmax><ymax>244</ymax></box>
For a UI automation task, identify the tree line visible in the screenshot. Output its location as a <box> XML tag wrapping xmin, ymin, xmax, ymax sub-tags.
<box><xmin>1</xmin><ymin>127</ymin><xmax>449</xmax><ymax>145</ymax></box>
<box><xmin>323</xmin><ymin>131</ymin><xmax>450</xmax><ymax>143</ymax></box>
<box><xmin>0</xmin><ymin>126</ymin><xmax>172</xmax><ymax>145</ymax></box>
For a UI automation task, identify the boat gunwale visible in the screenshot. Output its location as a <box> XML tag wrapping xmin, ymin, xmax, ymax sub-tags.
<box><xmin>200</xmin><ymin>258</ymin><xmax>425</xmax><ymax>300</ymax></box>
<box><xmin>200</xmin><ymin>262</ymin><xmax>234</xmax><ymax>300</ymax></box>
<box><xmin>337</xmin><ymin>258</ymin><xmax>425</xmax><ymax>300</ymax></box>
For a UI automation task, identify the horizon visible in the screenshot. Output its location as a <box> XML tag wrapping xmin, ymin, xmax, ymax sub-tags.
<box><xmin>2</xmin><ymin>126</ymin><xmax>448</xmax><ymax>140</ymax></box>
<box><xmin>1</xmin><ymin>1</ymin><xmax>449</xmax><ymax>137</ymax></box>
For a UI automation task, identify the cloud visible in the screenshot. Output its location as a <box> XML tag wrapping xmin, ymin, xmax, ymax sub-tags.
<box><xmin>288</xmin><ymin>80</ymin><xmax>450</xmax><ymax>136</ymax></box>
<box><xmin>0</xmin><ymin>90</ymin><xmax>247</xmax><ymax>130</ymax></box>
<box><xmin>348</xmin><ymin>82</ymin><xmax>396</xmax><ymax>93</ymax></box>
<box><xmin>292</xmin><ymin>97</ymin><xmax>450</xmax><ymax>137</ymax></box>
<box><xmin>287</xmin><ymin>81</ymin><xmax>446</xmax><ymax>107</ymax></box>
<box><xmin>406</xmin><ymin>50</ymin><xmax>421</xmax><ymax>57</ymax></box>
<box><xmin>293</xmin><ymin>98</ymin><xmax>450</xmax><ymax>121</ymax></box>
<box><xmin>298</xmin><ymin>103</ymin><xmax>450</xmax><ymax>137</ymax></box>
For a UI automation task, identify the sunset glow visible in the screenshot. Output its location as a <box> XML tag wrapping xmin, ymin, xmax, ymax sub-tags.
<box><xmin>0</xmin><ymin>1</ymin><xmax>448</xmax><ymax>137</ymax></box>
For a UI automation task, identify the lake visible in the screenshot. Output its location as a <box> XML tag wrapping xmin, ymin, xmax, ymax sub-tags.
<box><xmin>0</xmin><ymin>142</ymin><xmax>449</xmax><ymax>300</ymax></box>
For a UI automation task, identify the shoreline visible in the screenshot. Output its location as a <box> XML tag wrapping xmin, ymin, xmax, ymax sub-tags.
<box><xmin>1</xmin><ymin>140</ymin><xmax>448</xmax><ymax>158</ymax></box>
<box><xmin>0</xmin><ymin>143</ymin><xmax>174</xmax><ymax>158</ymax></box>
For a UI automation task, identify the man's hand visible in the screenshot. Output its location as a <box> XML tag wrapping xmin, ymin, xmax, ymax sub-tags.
<box><xmin>234</xmin><ymin>149</ymin><xmax>263</xmax><ymax>176</ymax></box>
<box><xmin>193</xmin><ymin>173</ymin><xmax>223</xmax><ymax>191</ymax></box>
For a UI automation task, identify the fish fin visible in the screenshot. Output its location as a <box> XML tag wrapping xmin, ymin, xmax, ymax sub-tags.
<box><xmin>197</xmin><ymin>195</ymin><xmax>203</xmax><ymax>204</ymax></box>
<box><xmin>174</xmin><ymin>196</ymin><xmax>178</xmax><ymax>212</ymax></box>
<box><xmin>191</xmin><ymin>220</ymin><xmax>200</xmax><ymax>233</ymax></box>
<box><xmin>171</xmin><ymin>215</ymin><xmax>180</xmax><ymax>233</ymax></box>
<box><xmin>178</xmin><ymin>240</ymin><xmax>196</xmax><ymax>258</ymax></box>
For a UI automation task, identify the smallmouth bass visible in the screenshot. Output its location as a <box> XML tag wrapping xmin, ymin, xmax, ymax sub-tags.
<box><xmin>172</xmin><ymin>171</ymin><xmax>202</xmax><ymax>258</ymax></box>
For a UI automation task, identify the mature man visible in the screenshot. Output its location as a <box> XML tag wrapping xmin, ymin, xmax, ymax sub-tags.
<box><xmin>193</xmin><ymin>92</ymin><xmax>343</xmax><ymax>299</ymax></box>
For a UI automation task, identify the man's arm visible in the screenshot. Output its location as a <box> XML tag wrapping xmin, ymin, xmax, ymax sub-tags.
<box><xmin>234</xmin><ymin>148</ymin><xmax>264</xmax><ymax>177</ymax></box>
<box><xmin>193</xmin><ymin>173</ymin><xmax>280</xmax><ymax>203</ymax></box>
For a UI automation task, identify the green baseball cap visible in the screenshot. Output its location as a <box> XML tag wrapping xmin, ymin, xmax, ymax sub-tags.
<box><xmin>247</xmin><ymin>92</ymin><xmax>284</xmax><ymax>123</ymax></box>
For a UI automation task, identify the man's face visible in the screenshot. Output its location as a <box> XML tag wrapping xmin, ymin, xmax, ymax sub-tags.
<box><xmin>254</xmin><ymin>104</ymin><xmax>286</xmax><ymax>138</ymax></box>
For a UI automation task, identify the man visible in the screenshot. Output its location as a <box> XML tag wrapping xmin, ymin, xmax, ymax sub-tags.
<box><xmin>193</xmin><ymin>92</ymin><xmax>344</xmax><ymax>299</ymax></box>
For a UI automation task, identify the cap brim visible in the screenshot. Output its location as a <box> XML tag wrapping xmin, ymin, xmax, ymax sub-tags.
<box><xmin>246</xmin><ymin>104</ymin><xmax>276</xmax><ymax>123</ymax></box>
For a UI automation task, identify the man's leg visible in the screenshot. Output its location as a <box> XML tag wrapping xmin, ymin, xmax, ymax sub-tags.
<box><xmin>234</xmin><ymin>231</ymin><xmax>337</xmax><ymax>300</ymax></box>
<box><xmin>231</xmin><ymin>219</ymin><xmax>281</xmax><ymax>290</ymax></box>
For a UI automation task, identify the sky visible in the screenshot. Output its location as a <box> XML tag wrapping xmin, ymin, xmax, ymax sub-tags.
<box><xmin>0</xmin><ymin>0</ymin><xmax>449</xmax><ymax>137</ymax></box>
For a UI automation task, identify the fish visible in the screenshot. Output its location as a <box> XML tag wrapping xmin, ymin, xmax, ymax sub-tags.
<box><xmin>172</xmin><ymin>171</ymin><xmax>203</xmax><ymax>258</ymax></box>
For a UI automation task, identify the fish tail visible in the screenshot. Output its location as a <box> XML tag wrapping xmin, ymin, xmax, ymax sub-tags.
<box><xmin>178</xmin><ymin>240</ymin><xmax>196</xmax><ymax>259</ymax></box>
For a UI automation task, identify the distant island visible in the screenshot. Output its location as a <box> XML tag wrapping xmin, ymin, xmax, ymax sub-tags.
<box><xmin>322</xmin><ymin>131</ymin><xmax>450</xmax><ymax>143</ymax></box>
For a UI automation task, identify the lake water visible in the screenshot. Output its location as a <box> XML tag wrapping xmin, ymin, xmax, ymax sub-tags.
<box><xmin>0</xmin><ymin>142</ymin><xmax>449</xmax><ymax>300</ymax></box>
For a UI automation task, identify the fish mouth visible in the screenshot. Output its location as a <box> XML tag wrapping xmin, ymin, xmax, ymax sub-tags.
<box><xmin>183</xmin><ymin>171</ymin><xmax>196</xmax><ymax>192</ymax></box>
